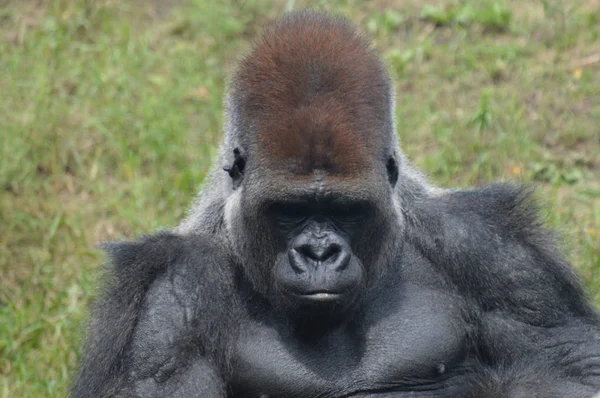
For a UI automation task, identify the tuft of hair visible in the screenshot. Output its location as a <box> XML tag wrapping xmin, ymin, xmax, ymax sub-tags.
<box><xmin>229</xmin><ymin>10</ymin><xmax>395</xmax><ymax>177</ymax></box>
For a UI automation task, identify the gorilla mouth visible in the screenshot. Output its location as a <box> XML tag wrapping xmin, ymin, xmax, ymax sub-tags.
<box><xmin>293</xmin><ymin>291</ymin><xmax>344</xmax><ymax>302</ymax></box>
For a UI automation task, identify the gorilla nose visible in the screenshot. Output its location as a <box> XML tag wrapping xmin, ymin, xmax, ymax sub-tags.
<box><xmin>298</xmin><ymin>242</ymin><xmax>340</xmax><ymax>262</ymax></box>
<box><xmin>289</xmin><ymin>235</ymin><xmax>351</xmax><ymax>273</ymax></box>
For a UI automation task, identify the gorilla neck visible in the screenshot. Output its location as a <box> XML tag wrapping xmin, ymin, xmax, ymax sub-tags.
<box><xmin>285</xmin><ymin>301</ymin><xmax>364</xmax><ymax>337</ymax></box>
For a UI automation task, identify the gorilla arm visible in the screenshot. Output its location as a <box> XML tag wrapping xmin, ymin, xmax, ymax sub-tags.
<box><xmin>406</xmin><ymin>183</ymin><xmax>600</xmax><ymax>393</ymax></box>
<box><xmin>71</xmin><ymin>233</ymin><xmax>236</xmax><ymax>398</ymax></box>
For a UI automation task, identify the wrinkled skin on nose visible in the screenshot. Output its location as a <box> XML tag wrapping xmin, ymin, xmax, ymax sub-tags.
<box><xmin>289</xmin><ymin>231</ymin><xmax>351</xmax><ymax>274</ymax></box>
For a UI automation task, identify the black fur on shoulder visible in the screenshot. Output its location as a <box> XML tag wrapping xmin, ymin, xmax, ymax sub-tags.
<box><xmin>405</xmin><ymin>183</ymin><xmax>598</xmax><ymax>326</ymax></box>
<box><xmin>72</xmin><ymin>232</ymin><xmax>235</xmax><ymax>398</ymax></box>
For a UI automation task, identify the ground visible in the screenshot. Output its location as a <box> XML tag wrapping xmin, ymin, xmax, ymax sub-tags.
<box><xmin>0</xmin><ymin>0</ymin><xmax>598</xmax><ymax>396</ymax></box>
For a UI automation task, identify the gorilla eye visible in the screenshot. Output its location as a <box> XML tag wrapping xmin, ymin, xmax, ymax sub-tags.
<box><xmin>268</xmin><ymin>202</ymin><xmax>310</xmax><ymax>228</ymax></box>
<box><xmin>329</xmin><ymin>202</ymin><xmax>369</xmax><ymax>225</ymax></box>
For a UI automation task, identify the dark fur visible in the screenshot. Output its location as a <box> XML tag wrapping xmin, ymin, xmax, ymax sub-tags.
<box><xmin>72</xmin><ymin>11</ymin><xmax>600</xmax><ymax>398</ymax></box>
<box><xmin>72</xmin><ymin>234</ymin><xmax>237</xmax><ymax>397</ymax></box>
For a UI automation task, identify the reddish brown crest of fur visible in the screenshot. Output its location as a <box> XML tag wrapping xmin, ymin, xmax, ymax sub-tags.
<box><xmin>232</xmin><ymin>11</ymin><xmax>393</xmax><ymax>177</ymax></box>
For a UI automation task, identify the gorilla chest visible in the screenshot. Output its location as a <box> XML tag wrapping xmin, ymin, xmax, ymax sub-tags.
<box><xmin>230</xmin><ymin>285</ymin><xmax>468</xmax><ymax>397</ymax></box>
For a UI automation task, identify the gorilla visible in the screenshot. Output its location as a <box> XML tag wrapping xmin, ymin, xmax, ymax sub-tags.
<box><xmin>72</xmin><ymin>11</ymin><xmax>600</xmax><ymax>398</ymax></box>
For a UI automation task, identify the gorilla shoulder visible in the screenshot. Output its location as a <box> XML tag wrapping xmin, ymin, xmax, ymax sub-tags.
<box><xmin>407</xmin><ymin>183</ymin><xmax>596</xmax><ymax>325</ymax></box>
<box><xmin>72</xmin><ymin>233</ymin><xmax>236</xmax><ymax>398</ymax></box>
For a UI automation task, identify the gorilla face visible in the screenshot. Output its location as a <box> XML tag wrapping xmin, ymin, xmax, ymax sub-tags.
<box><xmin>227</xmin><ymin>162</ymin><xmax>401</xmax><ymax>323</ymax></box>
<box><xmin>268</xmin><ymin>197</ymin><xmax>369</xmax><ymax>311</ymax></box>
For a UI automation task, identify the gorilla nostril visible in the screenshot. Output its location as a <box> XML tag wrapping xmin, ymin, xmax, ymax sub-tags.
<box><xmin>321</xmin><ymin>244</ymin><xmax>341</xmax><ymax>262</ymax></box>
<box><xmin>297</xmin><ymin>244</ymin><xmax>316</xmax><ymax>260</ymax></box>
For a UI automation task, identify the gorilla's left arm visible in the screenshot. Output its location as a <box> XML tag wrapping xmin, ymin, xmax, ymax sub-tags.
<box><xmin>406</xmin><ymin>184</ymin><xmax>600</xmax><ymax>390</ymax></box>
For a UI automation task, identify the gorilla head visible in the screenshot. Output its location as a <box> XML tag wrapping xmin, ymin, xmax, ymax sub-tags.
<box><xmin>221</xmin><ymin>12</ymin><xmax>403</xmax><ymax>323</ymax></box>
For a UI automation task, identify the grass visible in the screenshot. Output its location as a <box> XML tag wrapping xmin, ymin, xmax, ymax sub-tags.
<box><xmin>0</xmin><ymin>0</ymin><xmax>598</xmax><ymax>396</ymax></box>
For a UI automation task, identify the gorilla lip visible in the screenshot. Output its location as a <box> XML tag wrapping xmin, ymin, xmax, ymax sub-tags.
<box><xmin>294</xmin><ymin>292</ymin><xmax>344</xmax><ymax>302</ymax></box>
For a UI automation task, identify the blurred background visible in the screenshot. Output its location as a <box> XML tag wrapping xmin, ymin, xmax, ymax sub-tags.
<box><xmin>0</xmin><ymin>0</ymin><xmax>598</xmax><ymax>396</ymax></box>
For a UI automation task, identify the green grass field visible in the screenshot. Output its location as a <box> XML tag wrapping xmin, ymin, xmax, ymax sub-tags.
<box><xmin>0</xmin><ymin>0</ymin><xmax>598</xmax><ymax>396</ymax></box>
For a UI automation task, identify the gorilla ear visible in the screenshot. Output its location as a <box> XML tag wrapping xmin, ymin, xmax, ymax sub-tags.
<box><xmin>386</xmin><ymin>156</ymin><xmax>399</xmax><ymax>188</ymax></box>
<box><xmin>223</xmin><ymin>148</ymin><xmax>246</xmax><ymax>189</ymax></box>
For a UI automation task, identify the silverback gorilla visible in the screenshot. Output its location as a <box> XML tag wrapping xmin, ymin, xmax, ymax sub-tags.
<box><xmin>72</xmin><ymin>11</ymin><xmax>600</xmax><ymax>398</ymax></box>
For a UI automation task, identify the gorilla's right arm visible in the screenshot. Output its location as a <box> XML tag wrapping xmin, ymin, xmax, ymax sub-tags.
<box><xmin>406</xmin><ymin>184</ymin><xmax>600</xmax><ymax>394</ymax></box>
<box><xmin>71</xmin><ymin>233</ymin><xmax>236</xmax><ymax>398</ymax></box>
